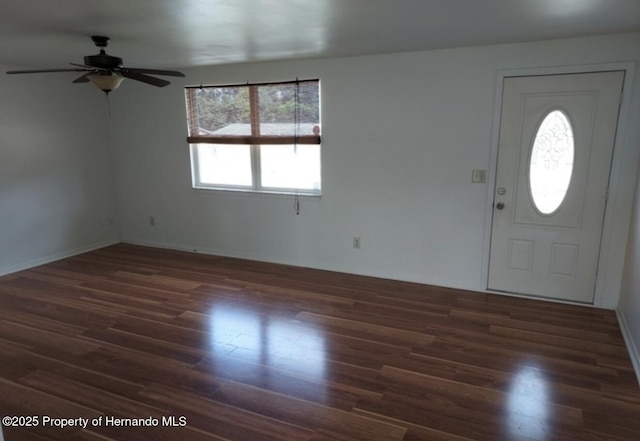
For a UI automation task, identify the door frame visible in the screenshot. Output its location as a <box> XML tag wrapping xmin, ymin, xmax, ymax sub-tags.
<box><xmin>482</xmin><ymin>62</ymin><xmax>637</xmax><ymax>308</ymax></box>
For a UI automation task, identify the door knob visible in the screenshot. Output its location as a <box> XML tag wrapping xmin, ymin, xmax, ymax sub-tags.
<box><xmin>496</xmin><ymin>202</ymin><xmax>505</xmax><ymax>210</ymax></box>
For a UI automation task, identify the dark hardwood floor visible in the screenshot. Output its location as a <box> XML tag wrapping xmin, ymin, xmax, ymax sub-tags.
<box><xmin>0</xmin><ymin>244</ymin><xmax>638</xmax><ymax>440</ymax></box>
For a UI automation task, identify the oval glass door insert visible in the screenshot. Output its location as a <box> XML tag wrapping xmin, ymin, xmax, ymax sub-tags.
<box><xmin>529</xmin><ymin>110</ymin><xmax>575</xmax><ymax>215</ymax></box>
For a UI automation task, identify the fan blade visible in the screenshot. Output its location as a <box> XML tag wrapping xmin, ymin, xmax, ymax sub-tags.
<box><xmin>70</xmin><ymin>62</ymin><xmax>108</xmax><ymax>71</ymax></box>
<box><xmin>120</xmin><ymin>70</ymin><xmax>170</xmax><ymax>87</ymax></box>
<box><xmin>73</xmin><ymin>73</ymin><xmax>92</xmax><ymax>83</ymax></box>
<box><xmin>7</xmin><ymin>68</ymin><xmax>91</xmax><ymax>74</ymax></box>
<box><xmin>123</xmin><ymin>67</ymin><xmax>185</xmax><ymax>77</ymax></box>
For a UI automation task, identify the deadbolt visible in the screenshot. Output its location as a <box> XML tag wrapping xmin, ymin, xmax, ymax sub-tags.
<box><xmin>497</xmin><ymin>187</ymin><xmax>506</xmax><ymax>195</ymax></box>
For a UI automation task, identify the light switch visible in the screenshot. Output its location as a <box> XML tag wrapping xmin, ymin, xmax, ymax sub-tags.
<box><xmin>471</xmin><ymin>170</ymin><xmax>487</xmax><ymax>184</ymax></box>
<box><xmin>472</xmin><ymin>169</ymin><xmax>487</xmax><ymax>183</ymax></box>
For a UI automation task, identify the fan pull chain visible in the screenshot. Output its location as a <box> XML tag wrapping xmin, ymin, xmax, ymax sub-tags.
<box><xmin>294</xmin><ymin>78</ymin><xmax>299</xmax><ymax>155</ymax></box>
<box><xmin>293</xmin><ymin>79</ymin><xmax>300</xmax><ymax>215</ymax></box>
<box><xmin>105</xmin><ymin>93</ymin><xmax>111</xmax><ymax>117</ymax></box>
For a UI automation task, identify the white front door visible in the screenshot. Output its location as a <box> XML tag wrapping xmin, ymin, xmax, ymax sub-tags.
<box><xmin>488</xmin><ymin>71</ymin><xmax>624</xmax><ymax>303</ymax></box>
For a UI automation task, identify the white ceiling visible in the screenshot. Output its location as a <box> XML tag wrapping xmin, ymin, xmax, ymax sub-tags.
<box><xmin>1</xmin><ymin>0</ymin><xmax>639</xmax><ymax>70</ymax></box>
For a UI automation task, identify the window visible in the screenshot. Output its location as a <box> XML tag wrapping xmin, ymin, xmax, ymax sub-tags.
<box><xmin>529</xmin><ymin>110</ymin><xmax>574</xmax><ymax>215</ymax></box>
<box><xmin>185</xmin><ymin>80</ymin><xmax>321</xmax><ymax>194</ymax></box>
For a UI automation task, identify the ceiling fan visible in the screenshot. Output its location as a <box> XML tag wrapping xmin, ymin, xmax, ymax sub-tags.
<box><xmin>6</xmin><ymin>35</ymin><xmax>185</xmax><ymax>94</ymax></box>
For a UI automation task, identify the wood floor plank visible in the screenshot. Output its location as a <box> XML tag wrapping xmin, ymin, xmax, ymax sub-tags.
<box><xmin>380</xmin><ymin>365</ymin><xmax>584</xmax><ymax>426</ymax></box>
<box><xmin>80</xmin><ymin>327</ymin><xmax>207</xmax><ymax>365</ymax></box>
<box><xmin>13</xmin><ymin>352</ymin><xmax>144</xmax><ymax>397</ymax></box>
<box><xmin>0</xmin><ymin>243</ymin><xmax>638</xmax><ymax>441</ymax></box>
<box><xmin>295</xmin><ymin>311</ymin><xmax>435</xmax><ymax>347</ymax></box>
<box><xmin>489</xmin><ymin>324</ymin><xmax>630</xmax><ymax>357</ymax></box>
<box><xmin>67</xmin><ymin>345</ymin><xmax>227</xmax><ymax>396</ymax></box>
<box><xmin>19</xmin><ymin>371</ymin><xmax>169</xmax><ymax>419</ymax></box>
<box><xmin>0</xmin><ymin>309</ymin><xmax>87</xmax><ymax>336</ymax></box>
<box><xmin>0</xmin><ymin>320</ymin><xmax>101</xmax><ymax>356</ymax></box>
<box><xmin>449</xmin><ymin>308</ymin><xmax>615</xmax><ymax>343</ymax></box>
<box><xmin>214</xmin><ymin>381</ymin><xmax>407</xmax><ymax>441</ymax></box>
<box><xmin>138</xmin><ymin>383</ymin><xmax>315</xmax><ymax>441</ymax></box>
<box><xmin>194</xmin><ymin>353</ymin><xmax>382</xmax><ymax>410</ymax></box>
<box><xmin>351</xmin><ymin>408</ymin><xmax>478</xmax><ymax>441</ymax></box>
<box><xmin>0</xmin><ymin>377</ymin><xmax>101</xmax><ymax>439</ymax></box>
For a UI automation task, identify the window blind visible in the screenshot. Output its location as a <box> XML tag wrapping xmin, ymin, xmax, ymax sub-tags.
<box><xmin>185</xmin><ymin>80</ymin><xmax>320</xmax><ymax>145</ymax></box>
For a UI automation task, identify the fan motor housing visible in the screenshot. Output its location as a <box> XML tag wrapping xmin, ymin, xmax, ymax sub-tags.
<box><xmin>84</xmin><ymin>53</ymin><xmax>123</xmax><ymax>69</ymax></box>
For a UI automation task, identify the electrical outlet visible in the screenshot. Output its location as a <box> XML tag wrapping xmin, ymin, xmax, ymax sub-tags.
<box><xmin>353</xmin><ymin>237</ymin><xmax>361</xmax><ymax>249</ymax></box>
<box><xmin>149</xmin><ymin>216</ymin><xmax>155</xmax><ymax>226</ymax></box>
<box><xmin>472</xmin><ymin>169</ymin><xmax>487</xmax><ymax>183</ymax></box>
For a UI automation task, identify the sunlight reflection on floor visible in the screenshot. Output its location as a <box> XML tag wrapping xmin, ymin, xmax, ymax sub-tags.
<box><xmin>506</xmin><ymin>364</ymin><xmax>550</xmax><ymax>440</ymax></box>
<box><xmin>207</xmin><ymin>305</ymin><xmax>327</xmax><ymax>379</ymax></box>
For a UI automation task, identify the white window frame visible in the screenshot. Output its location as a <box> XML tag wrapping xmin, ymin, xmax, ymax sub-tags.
<box><xmin>185</xmin><ymin>80</ymin><xmax>321</xmax><ymax>196</ymax></box>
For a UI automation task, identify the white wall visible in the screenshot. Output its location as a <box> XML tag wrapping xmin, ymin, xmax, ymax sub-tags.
<box><xmin>0</xmin><ymin>66</ymin><xmax>119</xmax><ymax>275</ymax></box>
<box><xmin>110</xmin><ymin>33</ymin><xmax>640</xmax><ymax>308</ymax></box>
<box><xmin>619</xmin><ymin>159</ymin><xmax>640</xmax><ymax>383</ymax></box>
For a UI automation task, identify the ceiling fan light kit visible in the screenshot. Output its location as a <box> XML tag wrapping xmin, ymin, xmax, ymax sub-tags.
<box><xmin>5</xmin><ymin>35</ymin><xmax>185</xmax><ymax>94</ymax></box>
<box><xmin>87</xmin><ymin>72</ymin><xmax>124</xmax><ymax>94</ymax></box>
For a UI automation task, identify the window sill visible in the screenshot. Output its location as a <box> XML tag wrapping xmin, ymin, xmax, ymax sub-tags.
<box><xmin>192</xmin><ymin>185</ymin><xmax>321</xmax><ymax>198</ymax></box>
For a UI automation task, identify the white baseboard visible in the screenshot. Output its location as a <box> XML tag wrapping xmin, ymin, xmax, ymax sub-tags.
<box><xmin>616</xmin><ymin>308</ymin><xmax>640</xmax><ymax>387</ymax></box>
<box><xmin>0</xmin><ymin>239</ymin><xmax>120</xmax><ymax>277</ymax></box>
